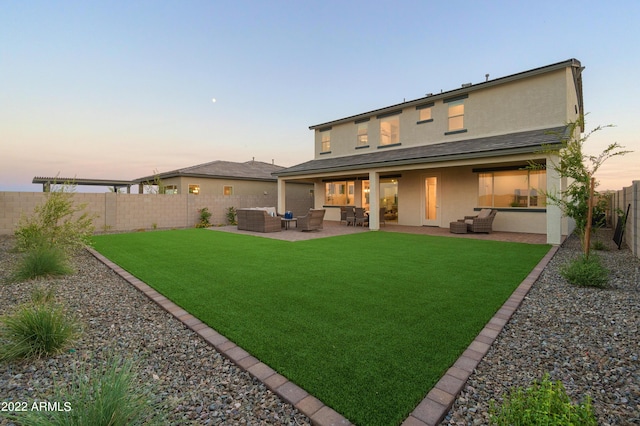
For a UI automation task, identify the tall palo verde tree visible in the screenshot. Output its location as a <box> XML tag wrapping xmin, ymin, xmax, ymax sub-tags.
<box><xmin>530</xmin><ymin>116</ymin><xmax>631</xmax><ymax>258</ymax></box>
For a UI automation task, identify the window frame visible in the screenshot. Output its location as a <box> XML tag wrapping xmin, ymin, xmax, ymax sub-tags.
<box><xmin>477</xmin><ymin>169</ymin><xmax>546</xmax><ymax>209</ymax></box>
<box><xmin>416</xmin><ymin>102</ymin><xmax>434</xmax><ymax>124</ymax></box>
<box><xmin>320</xmin><ymin>128</ymin><xmax>331</xmax><ymax>153</ymax></box>
<box><xmin>379</xmin><ymin>114</ymin><xmax>400</xmax><ymax>146</ymax></box>
<box><xmin>356</xmin><ymin>122</ymin><xmax>369</xmax><ymax>147</ymax></box>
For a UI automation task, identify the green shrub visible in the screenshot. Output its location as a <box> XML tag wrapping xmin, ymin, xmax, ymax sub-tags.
<box><xmin>29</xmin><ymin>285</ymin><xmax>58</xmax><ymax>304</ymax></box>
<box><xmin>0</xmin><ymin>300</ymin><xmax>81</xmax><ymax>361</ymax></box>
<box><xmin>195</xmin><ymin>207</ymin><xmax>212</xmax><ymax>228</ymax></box>
<box><xmin>560</xmin><ymin>254</ymin><xmax>608</xmax><ymax>288</ymax></box>
<box><xmin>225</xmin><ymin>206</ymin><xmax>237</xmax><ymax>225</ymax></box>
<box><xmin>11</xmin><ymin>245</ymin><xmax>73</xmax><ymax>282</ymax></box>
<box><xmin>490</xmin><ymin>374</ymin><xmax>597</xmax><ymax>425</ymax></box>
<box><xmin>592</xmin><ymin>240</ymin><xmax>608</xmax><ymax>251</ymax></box>
<box><xmin>15</xmin><ymin>184</ymin><xmax>95</xmax><ymax>255</ymax></box>
<box><xmin>12</xmin><ymin>356</ymin><xmax>164</xmax><ymax>426</ymax></box>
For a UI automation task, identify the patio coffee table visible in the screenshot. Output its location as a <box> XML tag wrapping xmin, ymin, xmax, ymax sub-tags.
<box><xmin>281</xmin><ymin>218</ymin><xmax>297</xmax><ymax>230</ymax></box>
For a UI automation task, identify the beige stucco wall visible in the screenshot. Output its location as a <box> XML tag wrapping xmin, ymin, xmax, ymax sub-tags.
<box><xmin>304</xmin><ymin>150</ymin><xmax>561</xmax><ymax>235</ymax></box>
<box><xmin>314</xmin><ymin>68</ymin><xmax>577</xmax><ymax>158</ymax></box>
<box><xmin>158</xmin><ymin>177</ymin><xmax>279</xmax><ymax>197</ymax></box>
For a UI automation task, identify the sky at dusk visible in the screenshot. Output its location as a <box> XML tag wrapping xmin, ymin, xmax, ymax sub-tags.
<box><xmin>1</xmin><ymin>0</ymin><xmax>639</xmax><ymax>192</ymax></box>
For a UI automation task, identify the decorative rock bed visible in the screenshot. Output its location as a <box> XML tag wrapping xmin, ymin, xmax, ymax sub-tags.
<box><xmin>1</xmin><ymin>229</ymin><xmax>638</xmax><ymax>425</ymax></box>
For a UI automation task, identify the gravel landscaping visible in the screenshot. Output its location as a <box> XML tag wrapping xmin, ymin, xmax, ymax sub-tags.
<box><xmin>0</xmin><ymin>236</ymin><xmax>310</xmax><ymax>426</ymax></box>
<box><xmin>446</xmin><ymin>229</ymin><xmax>639</xmax><ymax>425</ymax></box>
<box><xmin>1</xmin><ymin>229</ymin><xmax>638</xmax><ymax>425</ymax></box>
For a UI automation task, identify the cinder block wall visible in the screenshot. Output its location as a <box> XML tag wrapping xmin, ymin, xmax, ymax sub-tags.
<box><xmin>612</xmin><ymin>180</ymin><xmax>639</xmax><ymax>259</ymax></box>
<box><xmin>0</xmin><ymin>191</ymin><xmax>313</xmax><ymax>235</ymax></box>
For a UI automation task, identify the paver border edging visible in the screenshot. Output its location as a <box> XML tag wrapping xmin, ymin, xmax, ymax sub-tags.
<box><xmin>401</xmin><ymin>245</ymin><xmax>559</xmax><ymax>426</ymax></box>
<box><xmin>86</xmin><ymin>247</ymin><xmax>351</xmax><ymax>426</ymax></box>
<box><xmin>87</xmin><ymin>244</ymin><xmax>558</xmax><ymax>426</ymax></box>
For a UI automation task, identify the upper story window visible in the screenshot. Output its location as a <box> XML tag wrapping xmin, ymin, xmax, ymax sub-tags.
<box><xmin>356</xmin><ymin>122</ymin><xmax>368</xmax><ymax>146</ymax></box>
<box><xmin>223</xmin><ymin>185</ymin><xmax>233</xmax><ymax>196</ymax></box>
<box><xmin>379</xmin><ymin>114</ymin><xmax>400</xmax><ymax>146</ymax></box>
<box><xmin>188</xmin><ymin>184</ymin><xmax>200</xmax><ymax>195</ymax></box>
<box><xmin>416</xmin><ymin>102</ymin><xmax>434</xmax><ymax>124</ymax></box>
<box><xmin>447</xmin><ymin>100</ymin><xmax>464</xmax><ymax>131</ymax></box>
<box><xmin>320</xmin><ymin>129</ymin><xmax>331</xmax><ymax>152</ymax></box>
<box><xmin>164</xmin><ymin>185</ymin><xmax>178</xmax><ymax>195</ymax></box>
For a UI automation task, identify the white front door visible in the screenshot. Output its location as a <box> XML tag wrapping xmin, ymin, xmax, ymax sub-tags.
<box><xmin>422</xmin><ymin>175</ymin><xmax>440</xmax><ymax>226</ymax></box>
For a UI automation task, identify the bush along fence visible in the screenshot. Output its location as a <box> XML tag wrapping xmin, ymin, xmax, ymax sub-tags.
<box><xmin>610</xmin><ymin>180</ymin><xmax>640</xmax><ymax>259</ymax></box>
<box><xmin>0</xmin><ymin>192</ymin><xmax>312</xmax><ymax>235</ymax></box>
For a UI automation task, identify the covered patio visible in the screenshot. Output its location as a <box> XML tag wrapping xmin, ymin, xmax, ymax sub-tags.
<box><xmin>209</xmin><ymin>220</ymin><xmax>548</xmax><ymax>244</ymax></box>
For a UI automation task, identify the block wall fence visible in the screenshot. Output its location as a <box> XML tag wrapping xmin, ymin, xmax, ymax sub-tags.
<box><xmin>0</xmin><ymin>192</ymin><xmax>313</xmax><ymax>235</ymax></box>
<box><xmin>611</xmin><ymin>180</ymin><xmax>640</xmax><ymax>259</ymax></box>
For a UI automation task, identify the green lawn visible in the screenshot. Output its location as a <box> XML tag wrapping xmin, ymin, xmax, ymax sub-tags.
<box><xmin>92</xmin><ymin>229</ymin><xmax>550</xmax><ymax>425</ymax></box>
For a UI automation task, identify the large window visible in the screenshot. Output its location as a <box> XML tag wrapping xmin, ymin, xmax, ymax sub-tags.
<box><xmin>478</xmin><ymin>170</ymin><xmax>546</xmax><ymax>208</ymax></box>
<box><xmin>380</xmin><ymin>115</ymin><xmax>400</xmax><ymax>146</ymax></box>
<box><xmin>321</xmin><ymin>129</ymin><xmax>331</xmax><ymax>152</ymax></box>
<box><xmin>324</xmin><ymin>181</ymin><xmax>355</xmax><ymax>206</ymax></box>
<box><xmin>357</xmin><ymin>122</ymin><xmax>368</xmax><ymax>146</ymax></box>
<box><xmin>447</xmin><ymin>100</ymin><xmax>464</xmax><ymax>131</ymax></box>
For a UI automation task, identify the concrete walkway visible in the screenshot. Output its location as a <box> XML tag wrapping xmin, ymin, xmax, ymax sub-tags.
<box><xmin>89</xmin><ymin>221</ymin><xmax>555</xmax><ymax>425</ymax></box>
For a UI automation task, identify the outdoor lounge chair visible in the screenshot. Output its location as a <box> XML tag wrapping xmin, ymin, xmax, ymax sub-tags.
<box><xmin>297</xmin><ymin>209</ymin><xmax>326</xmax><ymax>231</ymax></box>
<box><xmin>459</xmin><ymin>209</ymin><xmax>497</xmax><ymax>233</ymax></box>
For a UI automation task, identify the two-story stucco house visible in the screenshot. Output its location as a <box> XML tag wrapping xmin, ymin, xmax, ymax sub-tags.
<box><xmin>275</xmin><ymin>59</ymin><xmax>585</xmax><ymax>244</ymax></box>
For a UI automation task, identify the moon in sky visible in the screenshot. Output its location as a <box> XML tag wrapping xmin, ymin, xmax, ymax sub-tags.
<box><xmin>212</xmin><ymin>98</ymin><xmax>216</xmax><ymax>103</ymax></box>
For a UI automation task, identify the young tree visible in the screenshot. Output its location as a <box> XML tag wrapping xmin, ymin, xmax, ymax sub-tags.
<box><xmin>531</xmin><ymin>116</ymin><xmax>631</xmax><ymax>257</ymax></box>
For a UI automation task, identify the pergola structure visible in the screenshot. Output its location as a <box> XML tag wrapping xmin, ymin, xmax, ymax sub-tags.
<box><xmin>32</xmin><ymin>177</ymin><xmax>133</xmax><ymax>193</ymax></box>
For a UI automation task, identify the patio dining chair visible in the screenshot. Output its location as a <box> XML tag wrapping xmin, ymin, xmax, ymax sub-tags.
<box><xmin>345</xmin><ymin>206</ymin><xmax>356</xmax><ymax>226</ymax></box>
<box><xmin>354</xmin><ymin>207</ymin><xmax>368</xmax><ymax>227</ymax></box>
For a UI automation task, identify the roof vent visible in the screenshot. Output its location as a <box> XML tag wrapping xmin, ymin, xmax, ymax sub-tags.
<box><xmin>485</xmin><ymin>73</ymin><xmax>490</xmax><ymax>82</ymax></box>
<box><xmin>462</xmin><ymin>83</ymin><xmax>472</xmax><ymax>88</ymax></box>
<box><xmin>425</xmin><ymin>93</ymin><xmax>433</xmax><ymax>97</ymax></box>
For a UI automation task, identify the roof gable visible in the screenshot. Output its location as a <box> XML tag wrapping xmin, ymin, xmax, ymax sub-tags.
<box><xmin>134</xmin><ymin>160</ymin><xmax>284</xmax><ymax>182</ymax></box>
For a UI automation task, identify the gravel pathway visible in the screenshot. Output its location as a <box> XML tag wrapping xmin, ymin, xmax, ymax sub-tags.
<box><xmin>1</xmin><ymin>230</ymin><xmax>638</xmax><ymax>425</ymax></box>
<box><xmin>445</xmin><ymin>230</ymin><xmax>639</xmax><ymax>425</ymax></box>
<box><xmin>0</xmin><ymin>236</ymin><xmax>310</xmax><ymax>425</ymax></box>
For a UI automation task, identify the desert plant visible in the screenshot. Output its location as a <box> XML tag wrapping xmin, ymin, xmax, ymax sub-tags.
<box><xmin>225</xmin><ymin>206</ymin><xmax>237</xmax><ymax>225</ymax></box>
<box><xmin>490</xmin><ymin>374</ymin><xmax>597</xmax><ymax>425</ymax></box>
<box><xmin>529</xmin><ymin>116</ymin><xmax>630</xmax><ymax>258</ymax></box>
<box><xmin>9</xmin><ymin>355</ymin><xmax>164</xmax><ymax>426</ymax></box>
<box><xmin>142</xmin><ymin>169</ymin><xmax>166</xmax><ymax>194</ymax></box>
<box><xmin>29</xmin><ymin>285</ymin><xmax>58</xmax><ymax>304</ymax></box>
<box><xmin>561</xmin><ymin>254</ymin><xmax>609</xmax><ymax>288</ymax></box>
<box><xmin>195</xmin><ymin>207</ymin><xmax>212</xmax><ymax>228</ymax></box>
<box><xmin>14</xmin><ymin>182</ymin><xmax>95</xmax><ymax>255</ymax></box>
<box><xmin>0</xmin><ymin>299</ymin><xmax>81</xmax><ymax>361</ymax></box>
<box><xmin>11</xmin><ymin>245</ymin><xmax>73</xmax><ymax>282</ymax></box>
<box><xmin>592</xmin><ymin>240</ymin><xmax>608</xmax><ymax>251</ymax></box>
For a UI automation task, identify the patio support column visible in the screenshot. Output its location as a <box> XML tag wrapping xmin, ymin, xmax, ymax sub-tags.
<box><xmin>369</xmin><ymin>170</ymin><xmax>380</xmax><ymax>230</ymax></box>
<box><xmin>546</xmin><ymin>156</ymin><xmax>562</xmax><ymax>245</ymax></box>
<box><xmin>277</xmin><ymin>178</ymin><xmax>286</xmax><ymax>215</ymax></box>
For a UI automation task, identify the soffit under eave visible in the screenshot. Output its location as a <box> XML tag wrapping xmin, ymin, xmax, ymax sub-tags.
<box><xmin>275</xmin><ymin>144</ymin><xmax>561</xmax><ymax>179</ymax></box>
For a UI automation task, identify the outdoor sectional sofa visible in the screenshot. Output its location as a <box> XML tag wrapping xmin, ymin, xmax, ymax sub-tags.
<box><xmin>236</xmin><ymin>207</ymin><xmax>281</xmax><ymax>233</ymax></box>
